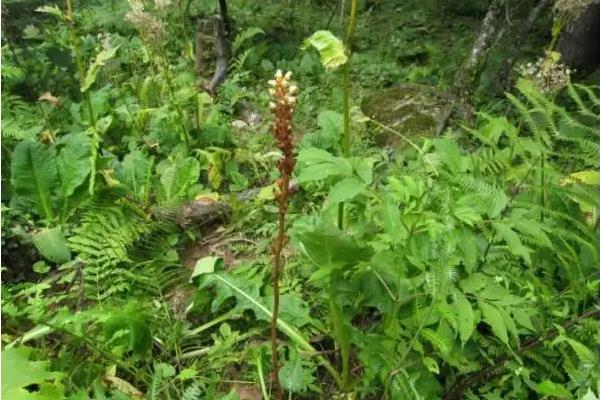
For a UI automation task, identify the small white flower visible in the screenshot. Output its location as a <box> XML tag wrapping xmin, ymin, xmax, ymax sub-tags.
<box><xmin>275</xmin><ymin>70</ymin><xmax>283</xmax><ymax>79</ymax></box>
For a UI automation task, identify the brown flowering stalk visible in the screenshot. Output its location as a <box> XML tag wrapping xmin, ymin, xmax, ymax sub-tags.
<box><xmin>268</xmin><ymin>69</ymin><xmax>297</xmax><ymax>400</ymax></box>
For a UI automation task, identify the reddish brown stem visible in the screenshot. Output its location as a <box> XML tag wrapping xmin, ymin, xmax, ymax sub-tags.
<box><xmin>268</xmin><ymin>70</ymin><xmax>297</xmax><ymax>400</ymax></box>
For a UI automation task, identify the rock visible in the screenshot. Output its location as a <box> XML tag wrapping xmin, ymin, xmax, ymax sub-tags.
<box><xmin>231</xmin><ymin>119</ymin><xmax>249</xmax><ymax>130</ymax></box>
<box><xmin>235</xmin><ymin>100</ymin><xmax>262</xmax><ymax>127</ymax></box>
<box><xmin>557</xmin><ymin>2</ymin><xmax>600</xmax><ymax>74</ymax></box>
<box><xmin>361</xmin><ymin>84</ymin><xmax>445</xmax><ymax>147</ymax></box>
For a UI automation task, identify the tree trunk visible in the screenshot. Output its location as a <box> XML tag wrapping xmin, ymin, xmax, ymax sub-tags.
<box><xmin>206</xmin><ymin>14</ymin><xmax>231</xmax><ymax>93</ymax></box>
<box><xmin>495</xmin><ymin>0</ymin><xmax>553</xmax><ymax>93</ymax></box>
<box><xmin>557</xmin><ymin>2</ymin><xmax>600</xmax><ymax>73</ymax></box>
<box><xmin>436</xmin><ymin>0</ymin><xmax>503</xmax><ymax>134</ymax></box>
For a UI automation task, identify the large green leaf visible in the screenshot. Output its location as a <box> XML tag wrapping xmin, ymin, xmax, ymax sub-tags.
<box><xmin>324</xmin><ymin>177</ymin><xmax>366</xmax><ymax>207</ymax></box>
<box><xmin>31</xmin><ymin>227</ymin><xmax>71</xmax><ymax>264</ymax></box>
<box><xmin>302</xmin><ymin>30</ymin><xmax>348</xmax><ymax>69</ymax></box>
<box><xmin>11</xmin><ymin>140</ymin><xmax>59</xmax><ymax>220</ymax></box>
<box><xmin>493</xmin><ymin>222</ymin><xmax>532</xmax><ymax>265</ymax></box>
<box><xmin>103</xmin><ymin>306</ymin><xmax>152</xmax><ymax>357</ymax></box>
<box><xmin>117</xmin><ymin>149</ymin><xmax>154</xmax><ymax>203</ymax></box>
<box><xmin>453</xmin><ymin>290</ymin><xmax>474</xmax><ymax>345</ymax></box>
<box><xmin>160</xmin><ymin>157</ymin><xmax>200</xmax><ymax>201</ymax></box>
<box><xmin>56</xmin><ymin>132</ymin><xmax>92</xmax><ymax>198</ymax></box>
<box><xmin>297</xmin><ymin>229</ymin><xmax>373</xmax><ymax>267</ymax></box>
<box><xmin>479</xmin><ymin>301</ymin><xmax>509</xmax><ymax>346</ymax></box>
<box><xmin>296</xmin><ymin>147</ymin><xmax>353</xmax><ymax>183</ymax></box>
<box><xmin>1</xmin><ymin>346</ymin><xmax>65</xmax><ymax>400</ymax></box>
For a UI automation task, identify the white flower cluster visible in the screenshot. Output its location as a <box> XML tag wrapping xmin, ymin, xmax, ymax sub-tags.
<box><xmin>125</xmin><ymin>0</ymin><xmax>166</xmax><ymax>45</ymax></box>
<box><xmin>518</xmin><ymin>51</ymin><xmax>572</xmax><ymax>93</ymax></box>
<box><xmin>268</xmin><ymin>70</ymin><xmax>298</xmax><ymax>111</ymax></box>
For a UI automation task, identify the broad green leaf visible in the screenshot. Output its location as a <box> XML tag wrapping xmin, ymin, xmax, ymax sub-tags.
<box><xmin>190</xmin><ymin>256</ymin><xmax>223</xmax><ymax>282</ymax></box>
<box><xmin>348</xmin><ymin>157</ymin><xmax>374</xmax><ymax>185</ymax></box>
<box><xmin>453</xmin><ymin>290</ymin><xmax>474</xmax><ymax>345</ymax></box>
<box><xmin>479</xmin><ymin>301</ymin><xmax>509</xmax><ymax>346</ymax></box>
<box><xmin>1</xmin><ymin>346</ymin><xmax>65</xmax><ymax>400</ymax></box>
<box><xmin>493</xmin><ymin>222</ymin><xmax>531</xmax><ymax>265</ymax></box>
<box><xmin>103</xmin><ymin>306</ymin><xmax>152</xmax><ymax>357</ymax></box>
<box><xmin>117</xmin><ymin>150</ymin><xmax>154</xmax><ymax>203</ymax></box>
<box><xmin>56</xmin><ymin>132</ymin><xmax>92</xmax><ymax>198</ymax></box>
<box><xmin>296</xmin><ymin>148</ymin><xmax>353</xmax><ymax>183</ymax></box>
<box><xmin>324</xmin><ymin>177</ymin><xmax>365</xmax><ymax>207</ymax></box>
<box><xmin>11</xmin><ymin>140</ymin><xmax>59</xmax><ymax>220</ymax></box>
<box><xmin>297</xmin><ymin>229</ymin><xmax>373</xmax><ymax>267</ymax></box>
<box><xmin>318</xmin><ymin>110</ymin><xmax>343</xmax><ymax>140</ymax></box>
<box><xmin>432</xmin><ymin>138</ymin><xmax>469</xmax><ymax>174</ymax></box>
<box><xmin>302</xmin><ymin>30</ymin><xmax>348</xmax><ymax>69</ymax></box>
<box><xmin>160</xmin><ymin>157</ymin><xmax>200</xmax><ymax>201</ymax></box>
<box><xmin>32</xmin><ymin>227</ymin><xmax>71</xmax><ymax>264</ymax></box>
<box><xmin>535</xmin><ymin>380</ymin><xmax>573</xmax><ymax>399</ymax></box>
<box><xmin>513</xmin><ymin>309</ymin><xmax>535</xmax><ymax>331</ymax></box>
<box><xmin>81</xmin><ymin>45</ymin><xmax>120</xmax><ymax>92</ymax></box>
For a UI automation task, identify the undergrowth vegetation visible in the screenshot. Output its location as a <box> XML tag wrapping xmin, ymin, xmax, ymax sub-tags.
<box><xmin>1</xmin><ymin>0</ymin><xmax>599</xmax><ymax>399</ymax></box>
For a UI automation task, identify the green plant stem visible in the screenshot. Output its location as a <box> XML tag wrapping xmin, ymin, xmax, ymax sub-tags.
<box><xmin>158</xmin><ymin>58</ymin><xmax>190</xmax><ymax>145</ymax></box>
<box><xmin>255</xmin><ymin>353</ymin><xmax>270</xmax><ymax>400</ymax></box>
<box><xmin>185</xmin><ymin>309</ymin><xmax>238</xmax><ymax>337</ymax></box>
<box><xmin>329</xmin><ymin>285</ymin><xmax>351</xmax><ymax>390</ymax></box>
<box><xmin>337</xmin><ymin>0</ymin><xmax>357</xmax><ymax>231</ymax></box>
<box><xmin>271</xmin><ymin>205</ymin><xmax>286</xmax><ymax>400</ymax></box>
<box><xmin>65</xmin><ymin>0</ymin><xmax>95</xmax><ymax>126</ymax></box>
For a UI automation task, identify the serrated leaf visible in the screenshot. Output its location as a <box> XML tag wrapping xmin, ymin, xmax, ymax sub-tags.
<box><xmin>454</xmin><ymin>206</ymin><xmax>481</xmax><ymax>226</ymax></box>
<box><xmin>81</xmin><ymin>45</ymin><xmax>120</xmax><ymax>92</ymax></box>
<box><xmin>454</xmin><ymin>291</ymin><xmax>474</xmax><ymax>345</ymax></box>
<box><xmin>535</xmin><ymin>380</ymin><xmax>573</xmax><ymax>399</ymax></box>
<box><xmin>479</xmin><ymin>301</ymin><xmax>509</xmax><ymax>346</ymax></box>
<box><xmin>302</xmin><ymin>30</ymin><xmax>348</xmax><ymax>69</ymax></box>
<box><xmin>493</xmin><ymin>222</ymin><xmax>531</xmax><ymax>265</ymax></box>
<box><xmin>565</xmin><ymin>338</ymin><xmax>597</xmax><ymax>366</ymax></box>
<box><xmin>324</xmin><ymin>177</ymin><xmax>365</xmax><ymax>207</ymax></box>
<box><xmin>32</xmin><ymin>227</ymin><xmax>71</xmax><ymax>264</ymax></box>
<box><xmin>279</xmin><ymin>349</ymin><xmax>316</xmax><ymax>393</ymax></box>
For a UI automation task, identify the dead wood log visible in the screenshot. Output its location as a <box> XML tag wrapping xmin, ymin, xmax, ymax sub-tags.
<box><xmin>177</xmin><ymin>181</ymin><xmax>299</xmax><ymax>227</ymax></box>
